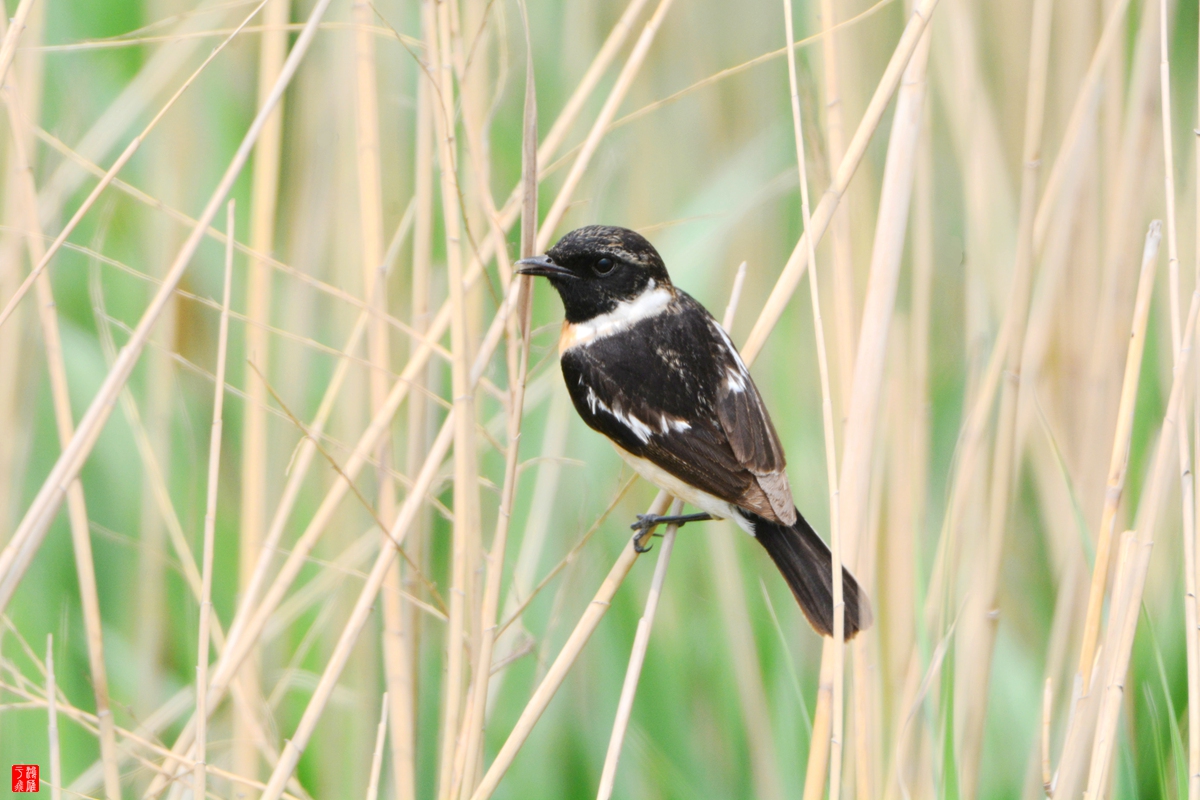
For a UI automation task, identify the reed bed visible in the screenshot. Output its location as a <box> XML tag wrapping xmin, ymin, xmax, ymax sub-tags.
<box><xmin>2</xmin><ymin>0</ymin><xmax>1200</xmax><ymax>797</ymax></box>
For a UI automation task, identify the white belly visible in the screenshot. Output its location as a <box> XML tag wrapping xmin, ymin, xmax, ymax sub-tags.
<box><xmin>613</xmin><ymin>445</ymin><xmax>756</xmax><ymax>535</ymax></box>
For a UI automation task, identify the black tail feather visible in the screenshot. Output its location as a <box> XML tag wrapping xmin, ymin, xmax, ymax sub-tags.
<box><xmin>748</xmin><ymin>509</ymin><xmax>873</xmax><ymax>639</ymax></box>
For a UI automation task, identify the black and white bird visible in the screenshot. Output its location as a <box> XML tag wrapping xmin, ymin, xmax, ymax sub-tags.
<box><xmin>517</xmin><ymin>225</ymin><xmax>871</xmax><ymax>639</ymax></box>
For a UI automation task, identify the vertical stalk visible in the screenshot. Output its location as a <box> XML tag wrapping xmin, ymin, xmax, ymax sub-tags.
<box><xmin>432</xmin><ymin>0</ymin><xmax>482</xmax><ymax>795</ymax></box>
<box><xmin>4</xmin><ymin>86</ymin><xmax>123</xmax><ymax>800</ymax></box>
<box><xmin>195</xmin><ymin>200</ymin><xmax>235</xmax><ymax>800</ymax></box>
<box><xmin>238</xmin><ymin>0</ymin><xmax>290</xmax><ymax>788</ymax></box>
<box><xmin>958</xmin><ymin>0</ymin><xmax>1053</xmax><ymax>793</ymax></box>
<box><xmin>46</xmin><ymin>634</ymin><xmax>61</xmax><ymax>800</ymax></box>
<box><xmin>784</xmin><ymin>3</ymin><xmax>844</xmax><ymax>800</ymax></box>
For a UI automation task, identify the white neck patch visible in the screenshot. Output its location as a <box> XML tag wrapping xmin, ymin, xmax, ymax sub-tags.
<box><xmin>559</xmin><ymin>282</ymin><xmax>673</xmax><ymax>353</ymax></box>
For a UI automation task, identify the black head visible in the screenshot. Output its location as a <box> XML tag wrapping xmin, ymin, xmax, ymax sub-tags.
<box><xmin>516</xmin><ymin>225</ymin><xmax>672</xmax><ymax>323</ymax></box>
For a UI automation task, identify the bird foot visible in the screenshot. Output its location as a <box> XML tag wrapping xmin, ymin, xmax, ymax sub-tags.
<box><xmin>629</xmin><ymin>512</ymin><xmax>714</xmax><ymax>553</ymax></box>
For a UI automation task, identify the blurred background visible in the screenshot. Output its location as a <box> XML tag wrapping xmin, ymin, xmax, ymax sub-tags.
<box><xmin>0</xmin><ymin>0</ymin><xmax>1197</xmax><ymax>797</ymax></box>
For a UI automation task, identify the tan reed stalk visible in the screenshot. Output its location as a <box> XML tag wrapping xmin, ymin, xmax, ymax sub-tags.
<box><xmin>817</xmin><ymin>0</ymin><xmax>858</xmax><ymax>417</ymax></box>
<box><xmin>456</xmin><ymin>16</ymin><xmax>538</xmax><ymax>796</ymax></box>
<box><xmin>0</xmin><ymin>0</ymin><xmax>268</xmax><ymax>330</ymax></box>
<box><xmin>429</xmin><ymin>0</ymin><xmax>484</xmax><ymax>794</ymax></box>
<box><xmin>467</xmin><ymin>490</ymin><xmax>672</xmax><ymax>800</ymax></box>
<box><xmin>351</xmin><ymin>2</ymin><xmax>409</xmax><ymax>796</ymax></box>
<box><xmin>194</xmin><ymin>200</ymin><xmax>234</xmax><ymax>800</ymax></box>
<box><xmin>236</xmin><ymin>0</ymin><xmax>290</xmax><ymax>785</ymax></box>
<box><xmin>0</xmin><ymin>678</ymin><xmax>309</xmax><ymax>800</ymax></box>
<box><xmin>394</xmin><ymin>7</ymin><xmax>436</xmax><ymax>797</ymax></box>
<box><xmin>784</xmin><ymin>2</ymin><xmax>846</xmax><ymax>799</ymax></box>
<box><xmin>159</xmin><ymin>272</ymin><xmax>526</xmax><ymax>794</ymax></box>
<box><xmin>742</xmin><ymin>0</ymin><xmax>940</xmax><ymax>364</ymax></box>
<box><xmin>595</xmin><ymin>501</ymin><xmax>684</xmax><ymax>800</ymax></box>
<box><xmin>598</xmin><ymin>263</ymin><xmax>753</xmax><ymax>800</ymax></box>
<box><xmin>99</xmin><ymin>20</ymin><xmax>674</xmax><ymax>736</ymax></box>
<box><xmin>957</xmin><ymin>0</ymin><xmax>1053</xmax><ymax>791</ymax></box>
<box><xmin>3</xmin><ymin>85</ymin><xmax>123</xmax><ymax>800</ymax></box>
<box><xmin>1076</xmin><ymin>224</ymin><xmax>1163</xmax><ymax>687</ymax></box>
<box><xmin>538</xmin><ymin>0</ymin><xmax>676</xmax><ymax>241</ymax></box>
<box><xmin>257</xmin><ymin>411</ymin><xmax>459</xmax><ymax>800</ymax></box>
<box><xmin>834</xmin><ymin>20</ymin><xmax>931</xmax><ymax>798</ymax></box>
<box><xmin>46</xmin><ymin>634</ymin><xmax>61</xmax><ymax>800</ymax></box>
<box><xmin>249</xmin><ymin>267</ymin><xmax>528</xmax><ymax>800</ymax></box>
<box><xmin>1052</xmin><ymin>225</ymin><xmax>1164</xmax><ymax>797</ymax></box>
<box><xmin>365</xmin><ymin>694</ymin><xmax>389</xmax><ymax>800</ymax></box>
<box><xmin>471</xmin><ymin>7</ymin><xmax>945</xmax><ymax>796</ymax></box>
<box><xmin>706</xmin><ymin>264</ymin><xmax>788</xmax><ymax>800</ymax></box>
<box><xmin>37</xmin><ymin>0</ymin><xmax>240</xmax><ymax>216</ymax></box>
<box><xmin>1157</xmin><ymin>1</ymin><xmax>1200</xmax><ymax>794</ymax></box>
<box><xmin>90</xmin><ymin>240</ymin><xmax>300</xmax><ymax>794</ymax></box>
<box><xmin>68</xmin><ymin>687</ymin><xmax>192</xmax><ymax>797</ymax></box>
<box><xmin>2</xmin><ymin>14</ymin><xmax>336</xmax><ymax>796</ymax></box>
<box><xmin>1030</xmin><ymin>0</ymin><xmax>1131</xmax><ymax>250</ymax></box>
<box><xmin>1085</xmin><ymin>285</ymin><xmax>1200</xmax><ymax>793</ymax></box>
<box><xmin>0</xmin><ymin>0</ymin><xmax>332</xmax><ymax>686</ymax></box>
<box><xmin>0</xmin><ymin>0</ymin><xmax>36</xmax><ymax>88</ymax></box>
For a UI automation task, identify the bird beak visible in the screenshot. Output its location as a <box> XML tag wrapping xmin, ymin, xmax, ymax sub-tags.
<box><xmin>515</xmin><ymin>254</ymin><xmax>576</xmax><ymax>280</ymax></box>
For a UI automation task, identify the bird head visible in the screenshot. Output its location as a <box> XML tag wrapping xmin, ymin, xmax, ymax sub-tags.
<box><xmin>516</xmin><ymin>225</ymin><xmax>672</xmax><ymax>323</ymax></box>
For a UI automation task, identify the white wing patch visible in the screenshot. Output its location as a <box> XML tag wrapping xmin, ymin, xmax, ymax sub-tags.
<box><xmin>584</xmin><ymin>386</ymin><xmax>690</xmax><ymax>443</ymax></box>
<box><xmin>586</xmin><ymin>387</ymin><xmax>655</xmax><ymax>443</ymax></box>
<box><xmin>712</xmin><ymin>321</ymin><xmax>752</xmax><ymax>393</ymax></box>
<box><xmin>560</xmin><ymin>282</ymin><xmax>674</xmax><ymax>353</ymax></box>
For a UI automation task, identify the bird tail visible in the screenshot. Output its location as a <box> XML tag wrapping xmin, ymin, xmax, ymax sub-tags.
<box><xmin>747</xmin><ymin>509</ymin><xmax>873</xmax><ymax>640</ymax></box>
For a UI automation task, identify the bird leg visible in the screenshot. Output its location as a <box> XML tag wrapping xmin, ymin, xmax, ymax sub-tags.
<box><xmin>630</xmin><ymin>512</ymin><xmax>714</xmax><ymax>552</ymax></box>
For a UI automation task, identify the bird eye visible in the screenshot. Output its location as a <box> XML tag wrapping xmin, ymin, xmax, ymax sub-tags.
<box><xmin>594</xmin><ymin>257</ymin><xmax>614</xmax><ymax>275</ymax></box>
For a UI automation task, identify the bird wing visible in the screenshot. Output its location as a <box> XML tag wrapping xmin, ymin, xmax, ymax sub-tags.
<box><xmin>708</xmin><ymin>319</ymin><xmax>796</xmax><ymax>524</ymax></box>
<box><xmin>558</xmin><ymin>292</ymin><xmax>794</xmax><ymax>523</ymax></box>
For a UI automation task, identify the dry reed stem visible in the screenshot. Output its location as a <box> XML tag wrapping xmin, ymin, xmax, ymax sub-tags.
<box><xmin>456</xmin><ymin>16</ymin><xmax>538</xmax><ymax>796</ymax></box>
<box><xmin>538</xmin><ymin>0</ymin><xmax>675</xmax><ymax>243</ymax></box>
<box><xmin>1157</xmin><ymin>2</ymin><xmax>1199</xmax><ymax>795</ymax></box>
<box><xmin>193</xmin><ymin>200</ymin><xmax>234</xmax><ymax>800</ymax></box>
<box><xmin>1085</xmin><ymin>271</ymin><xmax>1200</xmax><ymax>789</ymax></box>
<box><xmin>958</xmin><ymin>0</ymin><xmax>1053</xmax><ymax>791</ymax></box>
<box><xmin>474</xmin><ymin>5</ymin><xmax>940</xmax><ymax>796</ymax></box>
<box><xmin>46</xmin><ymin>634</ymin><xmax>61</xmax><ymax>800</ymax></box>
<box><xmin>395</xmin><ymin>8</ymin><xmax>436</xmax><ymax>797</ymax></box>
<box><xmin>0</xmin><ymin>0</ymin><xmax>334</xmax><ymax>616</ymax></box>
<box><xmin>251</xmin><ymin>273</ymin><xmax>527</xmax><ymax>800</ymax></box>
<box><xmin>742</xmin><ymin>0</ymin><xmax>940</xmax><ymax>364</ymax></box>
<box><xmin>0</xmin><ymin>0</ymin><xmax>268</xmax><ymax>330</ymax></box>
<box><xmin>1041</xmin><ymin>677</ymin><xmax>1052</xmax><ymax>793</ymax></box>
<box><xmin>37</xmin><ymin>0</ymin><xmax>237</xmax><ymax>216</ymax></box>
<box><xmin>365</xmin><ymin>694</ymin><xmax>389</xmax><ymax>800</ymax></box>
<box><xmin>818</xmin><ymin>0</ymin><xmax>857</xmax><ymax>419</ymax></box>
<box><xmin>69</xmin><ymin>688</ymin><xmax>192</xmax><ymax>796</ymax></box>
<box><xmin>60</xmin><ymin>12</ymin><xmax>665</xmax><ymax>715</ymax></box>
<box><xmin>257</xmin><ymin>410</ymin><xmax>458</xmax><ymax>800</ymax></box>
<box><xmin>431</xmin><ymin>0</ymin><xmax>482</xmax><ymax>794</ymax></box>
<box><xmin>595</xmin><ymin>500</ymin><xmax>683</xmax><ymax>800</ymax></box>
<box><xmin>92</xmin><ymin>248</ymin><xmax>295</xmax><ymax>798</ymax></box>
<box><xmin>705</xmin><ymin>263</ymin><xmax>786</xmax><ymax>800</ymax></box>
<box><xmin>0</xmin><ymin>679</ymin><xmax>308</xmax><ymax>800</ymax></box>
<box><xmin>1031</xmin><ymin>0</ymin><xmax>1132</xmax><ymax>251</ymax></box>
<box><xmin>845</xmin><ymin>23</ymin><xmax>931</xmax><ymax>800</ymax></box>
<box><xmin>784</xmin><ymin>3</ymin><xmax>845</xmax><ymax>799</ymax></box>
<box><xmin>236</xmin><ymin>0</ymin><xmax>289</xmax><ymax>785</ymax></box>
<box><xmin>467</xmin><ymin>491</ymin><xmax>672</xmax><ymax>800</ymax></box>
<box><xmin>0</xmin><ymin>0</ymin><xmax>36</xmax><ymax>89</ymax></box>
<box><xmin>350</xmin><ymin>2</ymin><xmax>410</xmax><ymax>796</ymax></box>
<box><xmin>4</xmin><ymin>83</ymin><xmax>123</xmax><ymax>800</ymax></box>
<box><xmin>597</xmin><ymin>263</ymin><xmax>751</xmax><ymax>800</ymax></box>
<box><xmin>173</xmin><ymin>264</ymin><xmax>523</xmax><ymax>786</ymax></box>
<box><xmin>1077</xmin><ymin>225</ymin><xmax>1162</xmax><ymax>687</ymax></box>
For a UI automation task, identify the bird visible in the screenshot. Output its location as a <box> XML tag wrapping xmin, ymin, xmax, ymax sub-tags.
<box><xmin>516</xmin><ymin>225</ymin><xmax>871</xmax><ymax>639</ymax></box>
